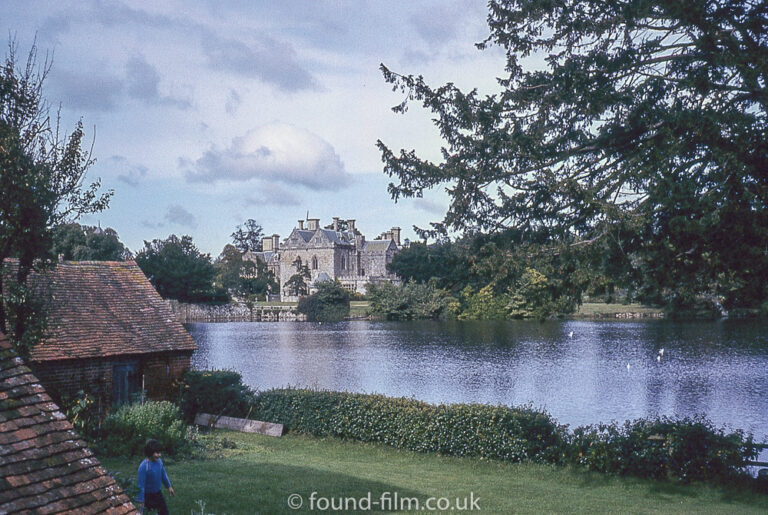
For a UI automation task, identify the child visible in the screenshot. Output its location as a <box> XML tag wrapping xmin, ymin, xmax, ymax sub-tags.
<box><xmin>137</xmin><ymin>439</ymin><xmax>175</xmax><ymax>514</ymax></box>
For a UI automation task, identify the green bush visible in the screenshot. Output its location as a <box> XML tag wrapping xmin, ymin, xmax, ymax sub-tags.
<box><xmin>252</xmin><ymin>389</ymin><xmax>566</xmax><ymax>463</ymax></box>
<box><xmin>97</xmin><ymin>401</ymin><xmax>192</xmax><ymax>457</ymax></box>
<box><xmin>367</xmin><ymin>281</ymin><xmax>458</xmax><ymax>320</ymax></box>
<box><xmin>566</xmin><ymin>416</ymin><xmax>758</xmax><ymax>482</ymax></box>
<box><xmin>297</xmin><ymin>280</ymin><xmax>350</xmax><ymax>321</ymax></box>
<box><xmin>179</xmin><ymin>370</ymin><xmax>257</xmax><ymax>423</ymax></box>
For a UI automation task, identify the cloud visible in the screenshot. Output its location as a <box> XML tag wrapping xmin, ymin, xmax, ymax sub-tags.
<box><xmin>107</xmin><ymin>155</ymin><xmax>149</xmax><ymax>186</ymax></box>
<box><xmin>185</xmin><ymin>123</ymin><xmax>351</xmax><ymax>190</ymax></box>
<box><xmin>164</xmin><ymin>205</ymin><xmax>197</xmax><ymax>228</ymax></box>
<box><xmin>243</xmin><ymin>183</ymin><xmax>301</xmax><ymax>207</ymax></box>
<box><xmin>410</xmin><ymin>7</ymin><xmax>461</xmax><ymax>45</ymax></box>
<box><xmin>49</xmin><ymin>67</ymin><xmax>124</xmax><ymax>111</ymax></box>
<box><xmin>141</xmin><ymin>220</ymin><xmax>164</xmax><ymax>229</ymax></box>
<box><xmin>124</xmin><ymin>55</ymin><xmax>191</xmax><ymax>109</ymax></box>
<box><xmin>225</xmin><ymin>88</ymin><xmax>241</xmax><ymax>115</ymax></box>
<box><xmin>413</xmin><ymin>198</ymin><xmax>446</xmax><ymax>215</ymax></box>
<box><xmin>202</xmin><ymin>32</ymin><xmax>318</xmax><ymax>92</ymax></box>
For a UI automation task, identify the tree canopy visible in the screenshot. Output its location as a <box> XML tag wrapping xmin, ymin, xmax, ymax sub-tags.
<box><xmin>231</xmin><ymin>219</ymin><xmax>264</xmax><ymax>253</ymax></box>
<box><xmin>378</xmin><ymin>0</ymin><xmax>768</xmax><ymax>308</ymax></box>
<box><xmin>1</xmin><ymin>40</ymin><xmax>111</xmax><ymax>350</ymax></box>
<box><xmin>135</xmin><ymin>234</ymin><xmax>224</xmax><ymax>303</ymax></box>
<box><xmin>52</xmin><ymin>223</ymin><xmax>129</xmax><ymax>261</ymax></box>
<box><xmin>215</xmin><ymin>243</ymin><xmax>278</xmax><ymax>300</ymax></box>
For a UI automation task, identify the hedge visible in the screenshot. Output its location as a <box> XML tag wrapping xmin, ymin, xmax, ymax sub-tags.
<box><xmin>252</xmin><ymin>389</ymin><xmax>566</xmax><ymax>463</ymax></box>
<box><xmin>250</xmin><ymin>388</ymin><xmax>759</xmax><ymax>482</ymax></box>
<box><xmin>173</xmin><ymin>372</ymin><xmax>760</xmax><ymax>483</ymax></box>
<box><xmin>566</xmin><ymin>417</ymin><xmax>759</xmax><ymax>482</ymax></box>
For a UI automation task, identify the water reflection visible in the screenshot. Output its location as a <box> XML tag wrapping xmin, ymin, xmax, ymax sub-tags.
<box><xmin>188</xmin><ymin>319</ymin><xmax>768</xmax><ymax>440</ymax></box>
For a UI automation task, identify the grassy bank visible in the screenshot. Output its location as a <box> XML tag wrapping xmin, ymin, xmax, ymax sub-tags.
<box><xmin>574</xmin><ymin>302</ymin><xmax>664</xmax><ymax>317</ymax></box>
<box><xmin>100</xmin><ymin>431</ymin><xmax>767</xmax><ymax>514</ymax></box>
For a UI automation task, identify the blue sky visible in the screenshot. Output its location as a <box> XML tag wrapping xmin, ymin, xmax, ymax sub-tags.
<box><xmin>2</xmin><ymin>1</ymin><xmax>507</xmax><ymax>256</ymax></box>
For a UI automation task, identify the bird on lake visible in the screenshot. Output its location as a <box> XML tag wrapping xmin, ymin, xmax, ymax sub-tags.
<box><xmin>626</xmin><ymin>363</ymin><xmax>631</xmax><ymax>370</ymax></box>
<box><xmin>568</xmin><ymin>331</ymin><xmax>574</xmax><ymax>338</ymax></box>
<box><xmin>657</xmin><ymin>355</ymin><xmax>661</xmax><ymax>362</ymax></box>
<box><xmin>659</xmin><ymin>348</ymin><xmax>664</xmax><ymax>356</ymax></box>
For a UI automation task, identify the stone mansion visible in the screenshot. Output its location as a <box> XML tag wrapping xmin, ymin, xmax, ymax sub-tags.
<box><xmin>244</xmin><ymin>216</ymin><xmax>402</xmax><ymax>301</ymax></box>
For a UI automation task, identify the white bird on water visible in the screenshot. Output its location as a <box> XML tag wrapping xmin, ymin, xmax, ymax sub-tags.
<box><xmin>568</xmin><ymin>331</ymin><xmax>574</xmax><ymax>338</ymax></box>
<box><xmin>626</xmin><ymin>363</ymin><xmax>631</xmax><ymax>370</ymax></box>
<box><xmin>657</xmin><ymin>355</ymin><xmax>661</xmax><ymax>362</ymax></box>
<box><xmin>659</xmin><ymin>348</ymin><xmax>664</xmax><ymax>357</ymax></box>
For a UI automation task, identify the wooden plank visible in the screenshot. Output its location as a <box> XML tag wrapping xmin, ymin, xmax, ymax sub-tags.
<box><xmin>194</xmin><ymin>413</ymin><xmax>284</xmax><ymax>437</ymax></box>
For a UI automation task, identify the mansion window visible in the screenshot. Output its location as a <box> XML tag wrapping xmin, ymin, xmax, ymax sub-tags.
<box><xmin>312</xmin><ymin>256</ymin><xmax>318</xmax><ymax>269</ymax></box>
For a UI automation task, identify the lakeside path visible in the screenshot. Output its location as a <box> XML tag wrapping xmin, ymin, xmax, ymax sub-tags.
<box><xmin>100</xmin><ymin>431</ymin><xmax>767</xmax><ymax>514</ymax></box>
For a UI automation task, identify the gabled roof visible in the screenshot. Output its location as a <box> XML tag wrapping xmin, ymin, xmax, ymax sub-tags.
<box><xmin>244</xmin><ymin>250</ymin><xmax>278</xmax><ymax>265</ymax></box>
<box><xmin>312</xmin><ymin>272</ymin><xmax>333</xmax><ymax>285</ymax></box>
<box><xmin>310</xmin><ymin>229</ymin><xmax>354</xmax><ymax>247</ymax></box>
<box><xmin>0</xmin><ymin>333</ymin><xmax>138</xmax><ymax>514</ymax></box>
<box><xmin>363</xmin><ymin>239</ymin><xmax>396</xmax><ymax>252</ymax></box>
<box><xmin>282</xmin><ymin>228</ymin><xmax>314</xmax><ymax>248</ymax></box>
<box><xmin>18</xmin><ymin>260</ymin><xmax>197</xmax><ymax>362</ymax></box>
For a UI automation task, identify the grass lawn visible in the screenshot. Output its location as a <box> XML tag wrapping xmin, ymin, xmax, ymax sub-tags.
<box><xmin>100</xmin><ymin>431</ymin><xmax>767</xmax><ymax>514</ymax></box>
<box><xmin>349</xmin><ymin>301</ymin><xmax>370</xmax><ymax>318</ymax></box>
<box><xmin>575</xmin><ymin>302</ymin><xmax>664</xmax><ymax>317</ymax></box>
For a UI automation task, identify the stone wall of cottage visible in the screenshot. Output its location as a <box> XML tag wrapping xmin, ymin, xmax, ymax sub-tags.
<box><xmin>30</xmin><ymin>351</ymin><xmax>192</xmax><ymax>410</ymax></box>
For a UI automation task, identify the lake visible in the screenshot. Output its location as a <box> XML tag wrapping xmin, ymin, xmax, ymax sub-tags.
<box><xmin>188</xmin><ymin>319</ymin><xmax>768</xmax><ymax>441</ymax></box>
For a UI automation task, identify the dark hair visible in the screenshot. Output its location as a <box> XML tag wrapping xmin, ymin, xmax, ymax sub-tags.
<box><xmin>144</xmin><ymin>438</ymin><xmax>162</xmax><ymax>458</ymax></box>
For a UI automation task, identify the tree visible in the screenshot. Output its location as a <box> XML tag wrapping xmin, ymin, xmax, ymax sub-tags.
<box><xmin>297</xmin><ymin>280</ymin><xmax>350</xmax><ymax>321</ymax></box>
<box><xmin>378</xmin><ymin>0</ymin><xmax>768</xmax><ymax>309</ymax></box>
<box><xmin>215</xmin><ymin>244</ymin><xmax>278</xmax><ymax>300</ymax></box>
<box><xmin>135</xmin><ymin>235</ymin><xmax>223</xmax><ymax>303</ymax></box>
<box><xmin>1</xmin><ymin>40</ymin><xmax>111</xmax><ymax>352</ymax></box>
<box><xmin>231</xmin><ymin>219</ymin><xmax>264</xmax><ymax>252</ymax></box>
<box><xmin>284</xmin><ymin>257</ymin><xmax>311</xmax><ymax>297</ymax></box>
<box><xmin>52</xmin><ymin>223</ymin><xmax>129</xmax><ymax>261</ymax></box>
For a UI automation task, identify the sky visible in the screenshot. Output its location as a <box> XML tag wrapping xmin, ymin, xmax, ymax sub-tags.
<box><xmin>2</xmin><ymin>0</ymin><xmax>507</xmax><ymax>256</ymax></box>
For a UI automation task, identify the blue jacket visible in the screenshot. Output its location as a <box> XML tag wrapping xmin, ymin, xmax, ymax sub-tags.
<box><xmin>137</xmin><ymin>458</ymin><xmax>172</xmax><ymax>503</ymax></box>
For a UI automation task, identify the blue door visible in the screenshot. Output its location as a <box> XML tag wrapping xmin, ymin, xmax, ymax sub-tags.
<box><xmin>112</xmin><ymin>361</ymin><xmax>140</xmax><ymax>405</ymax></box>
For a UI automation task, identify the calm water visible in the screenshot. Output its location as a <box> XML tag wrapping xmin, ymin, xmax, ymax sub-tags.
<box><xmin>188</xmin><ymin>319</ymin><xmax>768</xmax><ymax>441</ymax></box>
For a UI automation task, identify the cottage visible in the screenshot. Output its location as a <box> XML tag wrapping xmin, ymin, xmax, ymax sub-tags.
<box><xmin>0</xmin><ymin>332</ymin><xmax>137</xmax><ymax>513</ymax></box>
<box><xmin>8</xmin><ymin>260</ymin><xmax>197</xmax><ymax>409</ymax></box>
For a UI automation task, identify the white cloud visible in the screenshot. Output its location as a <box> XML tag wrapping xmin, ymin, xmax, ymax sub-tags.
<box><xmin>185</xmin><ymin>123</ymin><xmax>351</xmax><ymax>190</ymax></box>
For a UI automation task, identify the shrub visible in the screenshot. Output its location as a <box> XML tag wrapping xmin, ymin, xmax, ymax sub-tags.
<box><xmin>297</xmin><ymin>280</ymin><xmax>350</xmax><ymax>321</ymax></box>
<box><xmin>566</xmin><ymin>416</ymin><xmax>758</xmax><ymax>482</ymax></box>
<box><xmin>97</xmin><ymin>401</ymin><xmax>192</xmax><ymax>457</ymax></box>
<box><xmin>252</xmin><ymin>389</ymin><xmax>566</xmax><ymax>463</ymax></box>
<box><xmin>61</xmin><ymin>389</ymin><xmax>101</xmax><ymax>439</ymax></box>
<box><xmin>367</xmin><ymin>281</ymin><xmax>458</xmax><ymax>320</ymax></box>
<box><xmin>179</xmin><ymin>370</ymin><xmax>257</xmax><ymax>423</ymax></box>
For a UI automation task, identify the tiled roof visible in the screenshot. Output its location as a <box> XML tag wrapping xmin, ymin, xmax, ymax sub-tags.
<box><xmin>19</xmin><ymin>260</ymin><xmax>197</xmax><ymax>362</ymax></box>
<box><xmin>0</xmin><ymin>333</ymin><xmax>138</xmax><ymax>514</ymax></box>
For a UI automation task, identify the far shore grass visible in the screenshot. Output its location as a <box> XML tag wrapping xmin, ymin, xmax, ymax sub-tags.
<box><xmin>574</xmin><ymin>302</ymin><xmax>664</xmax><ymax>317</ymax></box>
<box><xmin>100</xmin><ymin>431</ymin><xmax>767</xmax><ymax>514</ymax></box>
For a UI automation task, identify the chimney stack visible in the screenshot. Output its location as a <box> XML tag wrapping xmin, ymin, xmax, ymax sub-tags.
<box><xmin>391</xmin><ymin>227</ymin><xmax>401</xmax><ymax>246</ymax></box>
<box><xmin>307</xmin><ymin>218</ymin><xmax>320</xmax><ymax>231</ymax></box>
<box><xmin>347</xmin><ymin>219</ymin><xmax>356</xmax><ymax>232</ymax></box>
<box><xmin>272</xmin><ymin>234</ymin><xmax>280</xmax><ymax>250</ymax></box>
<box><xmin>298</xmin><ymin>220</ymin><xmax>304</xmax><ymax>230</ymax></box>
<box><xmin>262</xmin><ymin>236</ymin><xmax>273</xmax><ymax>251</ymax></box>
<box><xmin>333</xmin><ymin>217</ymin><xmax>339</xmax><ymax>231</ymax></box>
